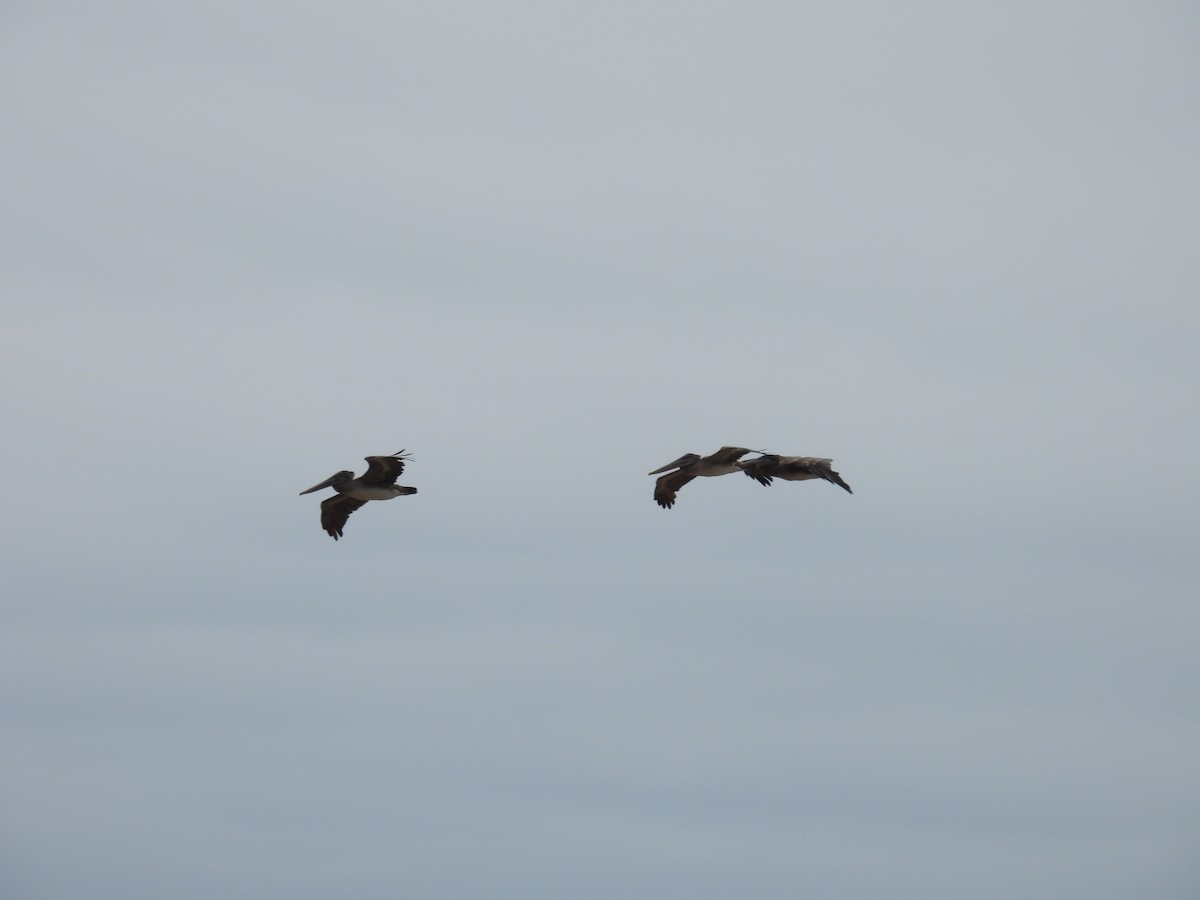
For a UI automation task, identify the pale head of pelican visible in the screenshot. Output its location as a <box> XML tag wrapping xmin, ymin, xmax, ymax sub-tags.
<box><xmin>299</xmin><ymin>470</ymin><xmax>353</xmax><ymax>495</ymax></box>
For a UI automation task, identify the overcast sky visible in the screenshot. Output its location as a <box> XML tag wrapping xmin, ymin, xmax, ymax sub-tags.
<box><xmin>3</xmin><ymin>2</ymin><xmax>1199</xmax><ymax>898</ymax></box>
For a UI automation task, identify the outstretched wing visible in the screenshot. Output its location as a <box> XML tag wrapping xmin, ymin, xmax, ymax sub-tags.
<box><xmin>654</xmin><ymin>469</ymin><xmax>696</xmax><ymax>509</ymax></box>
<box><xmin>361</xmin><ymin>451</ymin><xmax>411</xmax><ymax>486</ymax></box>
<box><xmin>817</xmin><ymin>464</ymin><xmax>853</xmax><ymax>494</ymax></box>
<box><xmin>739</xmin><ymin>457</ymin><xmax>776</xmax><ymax>487</ymax></box>
<box><xmin>320</xmin><ymin>494</ymin><xmax>368</xmax><ymax>540</ymax></box>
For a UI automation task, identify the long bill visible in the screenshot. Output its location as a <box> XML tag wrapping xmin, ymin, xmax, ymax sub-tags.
<box><xmin>299</xmin><ymin>474</ymin><xmax>341</xmax><ymax>495</ymax></box>
<box><xmin>648</xmin><ymin>455</ymin><xmax>694</xmax><ymax>475</ymax></box>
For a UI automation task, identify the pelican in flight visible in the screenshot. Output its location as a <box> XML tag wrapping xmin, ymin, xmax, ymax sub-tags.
<box><xmin>299</xmin><ymin>451</ymin><xmax>418</xmax><ymax>540</ymax></box>
<box><xmin>738</xmin><ymin>454</ymin><xmax>853</xmax><ymax>494</ymax></box>
<box><xmin>648</xmin><ymin>446</ymin><xmax>756</xmax><ymax>509</ymax></box>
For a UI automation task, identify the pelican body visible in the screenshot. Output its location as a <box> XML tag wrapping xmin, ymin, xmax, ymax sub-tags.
<box><xmin>738</xmin><ymin>454</ymin><xmax>853</xmax><ymax>493</ymax></box>
<box><xmin>300</xmin><ymin>451</ymin><xmax>417</xmax><ymax>540</ymax></box>
<box><xmin>648</xmin><ymin>446</ymin><xmax>755</xmax><ymax>509</ymax></box>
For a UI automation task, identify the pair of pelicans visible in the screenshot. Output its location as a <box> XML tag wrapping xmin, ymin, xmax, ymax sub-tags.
<box><xmin>300</xmin><ymin>446</ymin><xmax>852</xmax><ymax>540</ymax></box>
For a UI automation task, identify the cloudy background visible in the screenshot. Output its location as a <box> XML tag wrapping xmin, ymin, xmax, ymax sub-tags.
<box><xmin>3</xmin><ymin>2</ymin><xmax>1199</xmax><ymax>897</ymax></box>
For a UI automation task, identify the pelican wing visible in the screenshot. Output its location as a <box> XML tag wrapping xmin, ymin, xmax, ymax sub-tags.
<box><xmin>320</xmin><ymin>494</ymin><xmax>368</xmax><ymax>540</ymax></box>
<box><xmin>360</xmin><ymin>451</ymin><xmax>410</xmax><ymax>486</ymax></box>
<box><xmin>810</xmin><ymin>461</ymin><xmax>853</xmax><ymax>494</ymax></box>
<box><xmin>824</xmin><ymin>473</ymin><xmax>853</xmax><ymax>493</ymax></box>
<box><xmin>653</xmin><ymin>469</ymin><xmax>696</xmax><ymax>509</ymax></box>
<box><xmin>739</xmin><ymin>456</ymin><xmax>777</xmax><ymax>487</ymax></box>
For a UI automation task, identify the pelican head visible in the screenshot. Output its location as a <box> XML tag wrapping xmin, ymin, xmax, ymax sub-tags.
<box><xmin>299</xmin><ymin>470</ymin><xmax>354</xmax><ymax>495</ymax></box>
<box><xmin>648</xmin><ymin>453</ymin><xmax>700</xmax><ymax>475</ymax></box>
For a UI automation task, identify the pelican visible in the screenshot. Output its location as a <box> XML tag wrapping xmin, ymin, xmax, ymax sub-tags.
<box><xmin>738</xmin><ymin>454</ymin><xmax>853</xmax><ymax>493</ymax></box>
<box><xmin>648</xmin><ymin>446</ymin><xmax>756</xmax><ymax>509</ymax></box>
<box><xmin>299</xmin><ymin>451</ymin><xmax>418</xmax><ymax>540</ymax></box>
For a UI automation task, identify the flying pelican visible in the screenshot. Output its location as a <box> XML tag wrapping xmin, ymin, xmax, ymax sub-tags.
<box><xmin>299</xmin><ymin>451</ymin><xmax>418</xmax><ymax>540</ymax></box>
<box><xmin>737</xmin><ymin>454</ymin><xmax>853</xmax><ymax>493</ymax></box>
<box><xmin>648</xmin><ymin>446</ymin><xmax>756</xmax><ymax>509</ymax></box>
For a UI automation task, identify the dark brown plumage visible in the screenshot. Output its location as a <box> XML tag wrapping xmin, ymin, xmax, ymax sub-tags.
<box><xmin>319</xmin><ymin>494</ymin><xmax>370</xmax><ymax>540</ymax></box>
<box><xmin>652</xmin><ymin>469</ymin><xmax>697</xmax><ymax>509</ymax></box>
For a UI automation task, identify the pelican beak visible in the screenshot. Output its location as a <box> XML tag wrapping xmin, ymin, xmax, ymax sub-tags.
<box><xmin>648</xmin><ymin>455</ymin><xmax>691</xmax><ymax>475</ymax></box>
<box><xmin>299</xmin><ymin>474</ymin><xmax>339</xmax><ymax>495</ymax></box>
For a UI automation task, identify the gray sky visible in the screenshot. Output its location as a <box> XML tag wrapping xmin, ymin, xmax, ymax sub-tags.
<box><xmin>3</xmin><ymin>2</ymin><xmax>1199</xmax><ymax>897</ymax></box>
